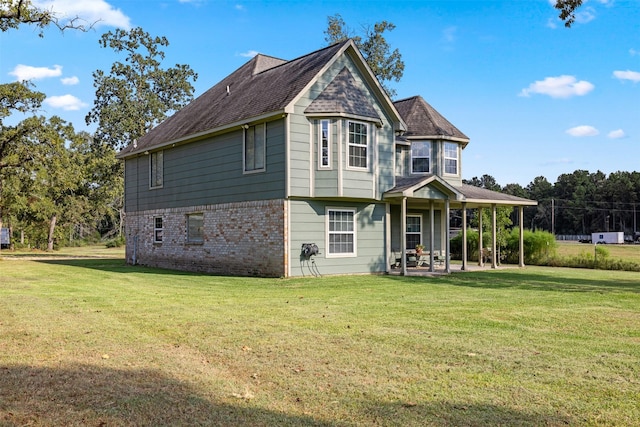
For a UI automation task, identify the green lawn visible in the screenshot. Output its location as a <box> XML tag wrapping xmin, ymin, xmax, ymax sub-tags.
<box><xmin>1</xmin><ymin>253</ymin><xmax>639</xmax><ymax>426</ymax></box>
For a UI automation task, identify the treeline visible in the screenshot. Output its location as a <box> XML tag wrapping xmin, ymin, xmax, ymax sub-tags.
<box><xmin>466</xmin><ymin>171</ymin><xmax>640</xmax><ymax>237</ymax></box>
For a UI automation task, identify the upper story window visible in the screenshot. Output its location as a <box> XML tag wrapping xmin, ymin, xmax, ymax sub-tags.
<box><xmin>244</xmin><ymin>123</ymin><xmax>265</xmax><ymax>173</ymax></box>
<box><xmin>150</xmin><ymin>150</ymin><xmax>163</xmax><ymax>188</ymax></box>
<box><xmin>348</xmin><ymin>121</ymin><xmax>367</xmax><ymax>169</ymax></box>
<box><xmin>444</xmin><ymin>142</ymin><xmax>459</xmax><ymax>175</ymax></box>
<box><xmin>319</xmin><ymin>120</ymin><xmax>331</xmax><ymax>168</ymax></box>
<box><xmin>411</xmin><ymin>141</ymin><xmax>430</xmax><ymax>174</ymax></box>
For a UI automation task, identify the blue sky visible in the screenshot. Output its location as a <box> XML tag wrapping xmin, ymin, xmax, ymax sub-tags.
<box><xmin>1</xmin><ymin>0</ymin><xmax>638</xmax><ymax>186</ymax></box>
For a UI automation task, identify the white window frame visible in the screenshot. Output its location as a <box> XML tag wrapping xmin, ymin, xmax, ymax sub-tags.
<box><xmin>444</xmin><ymin>142</ymin><xmax>459</xmax><ymax>175</ymax></box>
<box><xmin>153</xmin><ymin>216</ymin><xmax>163</xmax><ymax>243</ymax></box>
<box><xmin>411</xmin><ymin>141</ymin><xmax>431</xmax><ymax>174</ymax></box>
<box><xmin>186</xmin><ymin>213</ymin><xmax>204</xmax><ymax>244</ymax></box>
<box><xmin>149</xmin><ymin>150</ymin><xmax>163</xmax><ymax>189</ymax></box>
<box><xmin>326</xmin><ymin>207</ymin><xmax>357</xmax><ymax>257</ymax></box>
<box><xmin>406</xmin><ymin>215</ymin><xmax>422</xmax><ymax>251</ymax></box>
<box><xmin>319</xmin><ymin>119</ymin><xmax>331</xmax><ymax>169</ymax></box>
<box><xmin>347</xmin><ymin>121</ymin><xmax>368</xmax><ymax>170</ymax></box>
<box><xmin>244</xmin><ymin>123</ymin><xmax>266</xmax><ymax>173</ymax></box>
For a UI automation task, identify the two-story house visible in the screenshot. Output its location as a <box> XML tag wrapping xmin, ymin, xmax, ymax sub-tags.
<box><xmin>116</xmin><ymin>39</ymin><xmax>536</xmax><ymax>277</ymax></box>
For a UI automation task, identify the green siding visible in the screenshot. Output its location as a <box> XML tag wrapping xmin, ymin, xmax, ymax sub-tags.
<box><xmin>389</xmin><ymin>205</ymin><xmax>444</xmax><ymax>254</ymax></box>
<box><xmin>125</xmin><ymin>119</ymin><xmax>286</xmax><ymax>212</ymax></box>
<box><xmin>289</xmin><ymin>199</ymin><xmax>387</xmax><ymax>276</ymax></box>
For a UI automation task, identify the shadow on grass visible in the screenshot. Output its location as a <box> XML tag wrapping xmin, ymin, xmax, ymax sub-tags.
<box><xmin>359</xmin><ymin>399</ymin><xmax>573</xmax><ymax>427</ymax></box>
<box><xmin>428</xmin><ymin>269</ymin><xmax>640</xmax><ymax>294</ymax></box>
<box><xmin>34</xmin><ymin>258</ymin><xmax>198</xmax><ymax>276</ymax></box>
<box><xmin>1</xmin><ymin>364</ymin><xmax>574</xmax><ymax>427</ymax></box>
<box><xmin>0</xmin><ymin>363</ymin><xmax>331</xmax><ymax>426</ymax></box>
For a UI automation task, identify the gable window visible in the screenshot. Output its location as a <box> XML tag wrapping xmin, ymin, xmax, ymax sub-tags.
<box><xmin>150</xmin><ymin>150</ymin><xmax>163</xmax><ymax>188</ymax></box>
<box><xmin>406</xmin><ymin>215</ymin><xmax>422</xmax><ymax>250</ymax></box>
<box><xmin>411</xmin><ymin>141</ymin><xmax>430</xmax><ymax>174</ymax></box>
<box><xmin>327</xmin><ymin>208</ymin><xmax>356</xmax><ymax>256</ymax></box>
<box><xmin>154</xmin><ymin>217</ymin><xmax>163</xmax><ymax>243</ymax></box>
<box><xmin>319</xmin><ymin>120</ymin><xmax>331</xmax><ymax>168</ymax></box>
<box><xmin>244</xmin><ymin>123</ymin><xmax>265</xmax><ymax>172</ymax></box>
<box><xmin>187</xmin><ymin>213</ymin><xmax>204</xmax><ymax>243</ymax></box>
<box><xmin>348</xmin><ymin>121</ymin><xmax>367</xmax><ymax>169</ymax></box>
<box><xmin>444</xmin><ymin>142</ymin><xmax>459</xmax><ymax>175</ymax></box>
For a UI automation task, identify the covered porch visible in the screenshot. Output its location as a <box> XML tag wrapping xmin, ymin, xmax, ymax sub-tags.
<box><xmin>384</xmin><ymin>176</ymin><xmax>538</xmax><ymax>276</ymax></box>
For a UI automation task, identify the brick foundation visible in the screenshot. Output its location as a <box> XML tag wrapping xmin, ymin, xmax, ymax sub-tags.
<box><xmin>125</xmin><ymin>199</ymin><xmax>286</xmax><ymax>277</ymax></box>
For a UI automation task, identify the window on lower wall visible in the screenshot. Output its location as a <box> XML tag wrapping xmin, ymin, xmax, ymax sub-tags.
<box><xmin>244</xmin><ymin>123</ymin><xmax>265</xmax><ymax>173</ymax></box>
<box><xmin>154</xmin><ymin>217</ymin><xmax>163</xmax><ymax>243</ymax></box>
<box><xmin>187</xmin><ymin>213</ymin><xmax>204</xmax><ymax>243</ymax></box>
<box><xmin>150</xmin><ymin>150</ymin><xmax>163</xmax><ymax>188</ymax></box>
<box><xmin>327</xmin><ymin>208</ymin><xmax>356</xmax><ymax>256</ymax></box>
<box><xmin>406</xmin><ymin>215</ymin><xmax>422</xmax><ymax>250</ymax></box>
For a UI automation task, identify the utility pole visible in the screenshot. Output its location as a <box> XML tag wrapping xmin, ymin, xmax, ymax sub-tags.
<box><xmin>551</xmin><ymin>198</ymin><xmax>555</xmax><ymax>236</ymax></box>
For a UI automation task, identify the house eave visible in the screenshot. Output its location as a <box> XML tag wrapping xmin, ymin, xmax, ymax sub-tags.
<box><xmin>116</xmin><ymin>109</ymin><xmax>287</xmax><ymax>159</ymax></box>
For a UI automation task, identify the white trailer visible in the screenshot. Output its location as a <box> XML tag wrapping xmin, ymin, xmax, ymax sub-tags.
<box><xmin>591</xmin><ymin>231</ymin><xmax>624</xmax><ymax>244</ymax></box>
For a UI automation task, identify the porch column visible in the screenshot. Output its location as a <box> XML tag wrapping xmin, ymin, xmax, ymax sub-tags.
<box><xmin>478</xmin><ymin>207</ymin><xmax>484</xmax><ymax>267</ymax></box>
<box><xmin>385</xmin><ymin>203</ymin><xmax>391</xmax><ymax>272</ymax></box>
<box><xmin>519</xmin><ymin>205</ymin><xmax>525</xmax><ymax>267</ymax></box>
<box><xmin>429</xmin><ymin>201</ymin><xmax>435</xmax><ymax>272</ymax></box>
<box><xmin>401</xmin><ymin>197</ymin><xmax>407</xmax><ymax>276</ymax></box>
<box><xmin>461</xmin><ymin>202</ymin><xmax>467</xmax><ymax>271</ymax></box>
<box><xmin>491</xmin><ymin>203</ymin><xmax>498</xmax><ymax>269</ymax></box>
<box><xmin>445</xmin><ymin>198</ymin><xmax>451</xmax><ymax>273</ymax></box>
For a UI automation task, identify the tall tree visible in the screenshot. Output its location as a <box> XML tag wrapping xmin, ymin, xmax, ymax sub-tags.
<box><xmin>0</xmin><ymin>0</ymin><xmax>92</xmax><ymax>35</ymax></box>
<box><xmin>0</xmin><ymin>82</ymin><xmax>46</xmax><ymax>251</ymax></box>
<box><xmin>86</xmin><ymin>27</ymin><xmax>198</xmax><ymax>150</ymax></box>
<box><xmin>324</xmin><ymin>14</ymin><xmax>404</xmax><ymax>98</ymax></box>
<box><xmin>554</xmin><ymin>0</ymin><xmax>583</xmax><ymax>28</ymax></box>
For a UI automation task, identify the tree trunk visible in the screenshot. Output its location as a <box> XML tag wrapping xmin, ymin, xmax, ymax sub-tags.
<box><xmin>47</xmin><ymin>214</ymin><xmax>57</xmax><ymax>251</ymax></box>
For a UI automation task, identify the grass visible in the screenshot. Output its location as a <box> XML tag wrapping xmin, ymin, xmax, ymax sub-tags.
<box><xmin>556</xmin><ymin>240</ymin><xmax>640</xmax><ymax>264</ymax></box>
<box><xmin>1</xmin><ymin>247</ymin><xmax>639</xmax><ymax>426</ymax></box>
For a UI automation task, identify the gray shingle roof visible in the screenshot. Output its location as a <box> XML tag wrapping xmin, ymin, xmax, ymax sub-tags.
<box><xmin>118</xmin><ymin>40</ymin><xmax>351</xmax><ymax>157</ymax></box>
<box><xmin>393</xmin><ymin>95</ymin><xmax>469</xmax><ymax>145</ymax></box>
<box><xmin>305</xmin><ymin>67</ymin><xmax>380</xmax><ymax>121</ymax></box>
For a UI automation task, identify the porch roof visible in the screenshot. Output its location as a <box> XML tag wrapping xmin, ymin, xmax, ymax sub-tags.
<box><xmin>384</xmin><ymin>176</ymin><xmax>538</xmax><ymax>207</ymax></box>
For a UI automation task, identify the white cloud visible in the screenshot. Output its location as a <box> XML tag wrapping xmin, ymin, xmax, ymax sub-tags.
<box><xmin>520</xmin><ymin>75</ymin><xmax>594</xmax><ymax>98</ymax></box>
<box><xmin>574</xmin><ymin>6</ymin><xmax>596</xmax><ymax>24</ymax></box>
<box><xmin>613</xmin><ymin>70</ymin><xmax>640</xmax><ymax>83</ymax></box>
<box><xmin>44</xmin><ymin>94</ymin><xmax>88</xmax><ymax>111</ymax></box>
<box><xmin>608</xmin><ymin>129</ymin><xmax>626</xmax><ymax>139</ymax></box>
<box><xmin>442</xmin><ymin>26</ymin><xmax>457</xmax><ymax>43</ymax></box>
<box><xmin>566</xmin><ymin>125</ymin><xmax>599</xmax><ymax>137</ymax></box>
<box><xmin>9</xmin><ymin>64</ymin><xmax>62</xmax><ymax>81</ymax></box>
<box><xmin>33</xmin><ymin>0</ymin><xmax>131</xmax><ymax>29</ymax></box>
<box><xmin>630</xmin><ymin>48</ymin><xmax>639</xmax><ymax>57</ymax></box>
<box><xmin>61</xmin><ymin>76</ymin><xmax>79</xmax><ymax>85</ymax></box>
<box><xmin>239</xmin><ymin>50</ymin><xmax>259</xmax><ymax>58</ymax></box>
<box><xmin>235</xmin><ymin>4</ymin><xmax>245</xmax><ymax>11</ymax></box>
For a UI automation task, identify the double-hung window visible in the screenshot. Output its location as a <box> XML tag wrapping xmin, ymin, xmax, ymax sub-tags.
<box><xmin>244</xmin><ymin>123</ymin><xmax>265</xmax><ymax>172</ymax></box>
<box><xmin>348</xmin><ymin>121</ymin><xmax>367</xmax><ymax>169</ymax></box>
<box><xmin>327</xmin><ymin>208</ymin><xmax>356</xmax><ymax>256</ymax></box>
<box><xmin>187</xmin><ymin>213</ymin><xmax>204</xmax><ymax>243</ymax></box>
<box><xmin>406</xmin><ymin>215</ymin><xmax>422</xmax><ymax>250</ymax></box>
<box><xmin>319</xmin><ymin>120</ymin><xmax>331</xmax><ymax>168</ymax></box>
<box><xmin>153</xmin><ymin>217</ymin><xmax>163</xmax><ymax>243</ymax></box>
<box><xmin>411</xmin><ymin>141</ymin><xmax>430</xmax><ymax>174</ymax></box>
<box><xmin>150</xmin><ymin>150</ymin><xmax>163</xmax><ymax>188</ymax></box>
<box><xmin>444</xmin><ymin>142</ymin><xmax>459</xmax><ymax>175</ymax></box>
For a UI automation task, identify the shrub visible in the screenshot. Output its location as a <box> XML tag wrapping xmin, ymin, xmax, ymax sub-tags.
<box><xmin>105</xmin><ymin>236</ymin><xmax>126</xmax><ymax>248</ymax></box>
